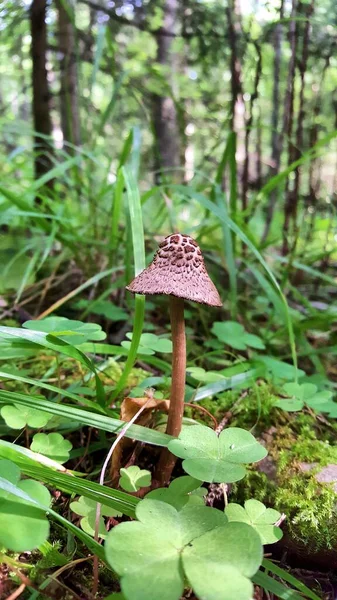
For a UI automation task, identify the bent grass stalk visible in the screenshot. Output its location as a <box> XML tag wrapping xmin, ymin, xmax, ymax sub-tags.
<box><xmin>92</xmin><ymin>399</ymin><xmax>151</xmax><ymax>596</ymax></box>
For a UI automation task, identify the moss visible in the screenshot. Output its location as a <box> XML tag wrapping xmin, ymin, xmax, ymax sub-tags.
<box><xmin>102</xmin><ymin>359</ymin><xmax>149</xmax><ymax>390</ymax></box>
<box><xmin>185</xmin><ymin>381</ymin><xmax>279</xmax><ymax>428</ymax></box>
<box><xmin>275</xmin><ymin>473</ymin><xmax>337</xmax><ymax>551</ymax></box>
<box><xmin>234</xmin><ymin>415</ymin><xmax>337</xmax><ymax>553</ymax></box>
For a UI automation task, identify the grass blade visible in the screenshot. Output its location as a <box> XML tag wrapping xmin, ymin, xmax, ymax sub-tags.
<box><xmin>110</xmin><ymin>166</ymin><xmax>146</xmax><ymax>400</ymax></box>
<box><xmin>0</xmin><ymin>390</ymin><xmax>172</xmax><ymax>447</ymax></box>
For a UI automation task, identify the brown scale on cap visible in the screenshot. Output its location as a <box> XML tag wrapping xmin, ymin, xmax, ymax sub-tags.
<box><xmin>126</xmin><ymin>233</ymin><xmax>222</xmax><ymax>307</ymax></box>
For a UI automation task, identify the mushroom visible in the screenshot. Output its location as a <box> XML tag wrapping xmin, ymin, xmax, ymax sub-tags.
<box><xmin>126</xmin><ymin>233</ymin><xmax>222</xmax><ymax>485</ymax></box>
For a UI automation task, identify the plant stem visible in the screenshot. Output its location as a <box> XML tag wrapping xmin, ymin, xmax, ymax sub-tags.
<box><xmin>155</xmin><ymin>296</ymin><xmax>186</xmax><ymax>485</ymax></box>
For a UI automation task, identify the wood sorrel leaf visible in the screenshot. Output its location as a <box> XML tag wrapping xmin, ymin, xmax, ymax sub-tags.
<box><xmin>119</xmin><ymin>466</ymin><xmax>151</xmax><ymax>492</ymax></box>
<box><xmin>168</xmin><ymin>424</ymin><xmax>267</xmax><ymax>483</ymax></box>
<box><xmin>225</xmin><ymin>499</ymin><xmax>283</xmax><ymax>544</ymax></box>
<box><xmin>146</xmin><ymin>476</ymin><xmax>206</xmax><ymax>510</ymax></box>
<box><xmin>30</xmin><ymin>432</ymin><xmax>73</xmax><ymax>463</ymax></box>
<box><xmin>105</xmin><ymin>499</ymin><xmax>262</xmax><ymax>600</ymax></box>
<box><xmin>0</xmin><ymin>460</ymin><xmax>51</xmax><ymax>551</ymax></box>
<box><xmin>182</xmin><ymin>521</ymin><xmax>262</xmax><ymax>600</ymax></box>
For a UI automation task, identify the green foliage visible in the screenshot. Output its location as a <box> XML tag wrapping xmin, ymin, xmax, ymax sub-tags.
<box><xmin>187</xmin><ymin>367</ymin><xmax>225</xmax><ymax>383</ymax></box>
<box><xmin>119</xmin><ymin>466</ymin><xmax>152</xmax><ymax>492</ymax></box>
<box><xmin>105</xmin><ymin>499</ymin><xmax>263</xmax><ymax>600</ymax></box>
<box><xmin>168</xmin><ymin>424</ymin><xmax>267</xmax><ymax>483</ymax></box>
<box><xmin>211</xmin><ymin>321</ymin><xmax>265</xmax><ymax>351</ymax></box>
<box><xmin>225</xmin><ymin>499</ymin><xmax>283</xmax><ymax>544</ymax></box>
<box><xmin>146</xmin><ymin>476</ymin><xmax>206</xmax><ymax>510</ymax></box>
<box><xmin>23</xmin><ymin>317</ymin><xmax>106</xmax><ymax>344</ymax></box>
<box><xmin>75</xmin><ymin>299</ymin><xmax>129</xmax><ymax>322</ymax></box>
<box><xmin>276</xmin><ymin>382</ymin><xmax>334</xmax><ymax>413</ymax></box>
<box><xmin>122</xmin><ymin>332</ymin><xmax>172</xmax><ymax>355</ymax></box>
<box><xmin>30</xmin><ymin>432</ymin><xmax>73</xmax><ymax>463</ymax></box>
<box><xmin>1</xmin><ymin>403</ymin><xmax>50</xmax><ymax>429</ymax></box>
<box><xmin>257</xmin><ymin>356</ymin><xmax>304</xmax><ymax>382</ymax></box>
<box><xmin>0</xmin><ymin>459</ymin><xmax>51</xmax><ymax>551</ymax></box>
<box><xmin>70</xmin><ymin>495</ymin><xmax>122</xmax><ymax>540</ymax></box>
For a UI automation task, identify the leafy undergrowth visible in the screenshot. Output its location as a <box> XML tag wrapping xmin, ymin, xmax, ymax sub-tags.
<box><xmin>0</xmin><ymin>309</ymin><xmax>335</xmax><ymax>600</ymax></box>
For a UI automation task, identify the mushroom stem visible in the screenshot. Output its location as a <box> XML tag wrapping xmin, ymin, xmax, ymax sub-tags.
<box><xmin>155</xmin><ymin>296</ymin><xmax>186</xmax><ymax>485</ymax></box>
<box><xmin>167</xmin><ymin>296</ymin><xmax>186</xmax><ymax>436</ymax></box>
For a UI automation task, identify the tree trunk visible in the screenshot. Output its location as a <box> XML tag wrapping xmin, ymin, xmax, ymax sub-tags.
<box><xmin>261</xmin><ymin>0</ymin><xmax>284</xmax><ymax>242</ymax></box>
<box><xmin>152</xmin><ymin>0</ymin><xmax>181</xmax><ymax>182</ymax></box>
<box><xmin>241</xmin><ymin>41</ymin><xmax>262</xmax><ymax>212</ymax></box>
<box><xmin>226</xmin><ymin>0</ymin><xmax>245</xmax><ymax>195</ymax></box>
<box><xmin>282</xmin><ymin>0</ymin><xmax>313</xmax><ymax>255</ymax></box>
<box><xmin>57</xmin><ymin>0</ymin><xmax>81</xmax><ymax>149</ymax></box>
<box><xmin>281</xmin><ymin>0</ymin><xmax>299</xmax><ymax>255</ymax></box>
<box><xmin>30</xmin><ymin>0</ymin><xmax>53</xmax><ymax>182</ymax></box>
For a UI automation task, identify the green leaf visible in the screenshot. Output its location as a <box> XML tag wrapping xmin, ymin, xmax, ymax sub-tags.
<box><xmin>75</xmin><ymin>300</ymin><xmax>128</xmax><ymax>322</ymax></box>
<box><xmin>225</xmin><ymin>499</ymin><xmax>283</xmax><ymax>544</ymax></box>
<box><xmin>187</xmin><ymin>367</ymin><xmax>225</xmax><ymax>383</ymax></box>
<box><xmin>168</xmin><ymin>425</ymin><xmax>267</xmax><ymax>483</ymax></box>
<box><xmin>71</xmin><ymin>495</ymin><xmax>121</xmax><ymax>518</ymax></box>
<box><xmin>119</xmin><ymin>466</ymin><xmax>151</xmax><ymax>492</ymax></box>
<box><xmin>0</xmin><ymin>390</ymin><xmax>172</xmax><ymax>447</ymax></box>
<box><xmin>30</xmin><ymin>433</ymin><xmax>73</xmax><ymax>463</ymax></box>
<box><xmin>23</xmin><ymin>317</ymin><xmax>106</xmax><ymax>345</ymax></box>
<box><xmin>122</xmin><ymin>332</ymin><xmax>172</xmax><ymax>355</ymax></box>
<box><xmin>0</xmin><ymin>439</ymin><xmax>139</xmax><ymax>518</ymax></box>
<box><xmin>0</xmin><ymin>459</ymin><xmax>21</xmax><ymax>496</ymax></box>
<box><xmin>275</xmin><ymin>382</ymin><xmax>333</xmax><ymax>413</ymax></box>
<box><xmin>105</xmin><ymin>499</ymin><xmax>229</xmax><ymax>600</ymax></box>
<box><xmin>1</xmin><ymin>404</ymin><xmax>50</xmax><ymax>429</ymax></box>
<box><xmin>0</xmin><ymin>325</ymin><xmax>105</xmax><ymax>405</ymax></box>
<box><xmin>211</xmin><ymin>321</ymin><xmax>265</xmax><ymax>351</ymax></box>
<box><xmin>257</xmin><ymin>356</ymin><xmax>304</xmax><ymax>382</ymax></box>
<box><xmin>0</xmin><ymin>460</ymin><xmax>51</xmax><ymax>551</ymax></box>
<box><xmin>70</xmin><ymin>495</ymin><xmax>122</xmax><ymax>540</ymax></box>
<box><xmin>183</xmin><ymin>522</ymin><xmax>262</xmax><ymax>600</ymax></box>
<box><xmin>261</xmin><ymin>558</ymin><xmax>322</xmax><ymax>600</ymax></box>
<box><xmin>146</xmin><ymin>476</ymin><xmax>206</xmax><ymax>510</ymax></box>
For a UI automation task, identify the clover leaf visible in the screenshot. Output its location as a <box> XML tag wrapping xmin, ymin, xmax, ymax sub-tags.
<box><xmin>74</xmin><ymin>300</ymin><xmax>128</xmax><ymax>322</ymax></box>
<box><xmin>211</xmin><ymin>321</ymin><xmax>265</xmax><ymax>351</ymax></box>
<box><xmin>187</xmin><ymin>367</ymin><xmax>225</xmax><ymax>383</ymax></box>
<box><xmin>23</xmin><ymin>317</ymin><xmax>106</xmax><ymax>344</ymax></box>
<box><xmin>105</xmin><ymin>499</ymin><xmax>263</xmax><ymax>600</ymax></box>
<box><xmin>275</xmin><ymin>382</ymin><xmax>333</xmax><ymax>413</ymax></box>
<box><xmin>0</xmin><ymin>459</ymin><xmax>51</xmax><ymax>551</ymax></box>
<box><xmin>122</xmin><ymin>333</ymin><xmax>172</xmax><ymax>355</ymax></box>
<box><xmin>146</xmin><ymin>476</ymin><xmax>206</xmax><ymax>510</ymax></box>
<box><xmin>257</xmin><ymin>356</ymin><xmax>305</xmax><ymax>382</ymax></box>
<box><xmin>119</xmin><ymin>466</ymin><xmax>151</xmax><ymax>492</ymax></box>
<box><xmin>30</xmin><ymin>433</ymin><xmax>73</xmax><ymax>463</ymax></box>
<box><xmin>1</xmin><ymin>404</ymin><xmax>51</xmax><ymax>429</ymax></box>
<box><xmin>225</xmin><ymin>499</ymin><xmax>283</xmax><ymax>544</ymax></box>
<box><xmin>168</xmin><ymin>424</ymin><xmax>267</xmax><ymax>483</ymax></box>
<box><xmin>70</xmin><ymin>495</ymin><xmax>122</xmax><ymax>540</ymax></box>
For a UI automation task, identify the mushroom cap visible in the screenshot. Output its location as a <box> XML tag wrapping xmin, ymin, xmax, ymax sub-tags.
<box><xmin>126</xmin><ymin>233</ymin><xmax>222</xmax><ymax>307</ymax></box>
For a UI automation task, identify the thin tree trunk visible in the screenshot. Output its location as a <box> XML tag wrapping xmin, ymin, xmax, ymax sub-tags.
<box><xmin>226</xmin><ymin>0</ymin><xmax>245</xmax><ymax>166</ymax></box>
<box><xmin>152</xmin><ymin>0</ymin><xmax>181</xmax><ymax>182</ymax></box>
<box><xmin>57</xmin><ymin>0</ymin><xmax>81</xmax><ymax>149</ymax></box>
<box><xmin>282</xmin><ymin>0</ymin><xmax>313</xmax><ymax>255</ymax></box>
<box><xmin>261</xmin><ymin>0</ymin><xmax>284</xmax><ymax>243</ymax></box>
<box><xmin>241</xmin><ymin>41</ymin><xmax>262</xmax><ymax>212</ymax></box>
<box><xmin>30</xmin><ymin>0</ymin><xmax>53</xmax><ymax>183</ymax></box>
<box><xmin>281</xmin><ymin>0</ymin><xmax>299</xmax><ymax>255</ymax></box>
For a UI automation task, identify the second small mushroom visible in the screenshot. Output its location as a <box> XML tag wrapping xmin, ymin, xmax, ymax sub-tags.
<box><xmin>126</xmin><ymin>233</ymin><xmax>222</xmax><ymax>485</ymax></box>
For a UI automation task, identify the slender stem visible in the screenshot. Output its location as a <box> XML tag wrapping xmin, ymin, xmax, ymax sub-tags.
<box><xmin>92</xmin><ymin>398</ymin><xmax>151</xmax><ymax>596</ymax></box>
<box><xmin>167</xmin><ymin>296</ymin><xmax>186</xmax><ymax>436</ymax></box>
<box><xmin>155</xmin><ymin>296</ymin><xmax>186</xmax><ymax>485</ymax></box>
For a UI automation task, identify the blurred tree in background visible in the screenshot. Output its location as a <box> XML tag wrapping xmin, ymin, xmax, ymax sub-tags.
<box><xmin>1</xmin><ymin>0</ymin><xmax>337</xmax><ymax>301</ymax></box>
